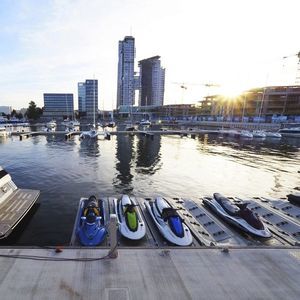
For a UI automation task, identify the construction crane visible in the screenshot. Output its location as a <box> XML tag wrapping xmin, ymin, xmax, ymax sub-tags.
<box><xmin>172</xmin><ymin>82</ymin><xmax>220</xmax><ymax>89</ymax></box>
<box><xmin>171</xmin><ymin>82</ymin><xmax>220</xmax><ymax>104</ymax></box>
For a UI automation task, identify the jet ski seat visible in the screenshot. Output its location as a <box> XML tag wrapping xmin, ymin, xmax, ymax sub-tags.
<box><xmin>213</xmin><ymin>193</ymin><xmax>239</xmax><ymax>216</ymax></box>
<box><xmin>86</xmin><ymin>212</ymin><xmax>96</xmax><ymax>223</ymax></box>
<box><xmin>161</xmin><ymin>207</ymin><xmax>180</xmax><ymax>220</ymax></box>
<box><xmin>84</xmin><ymin>196</ymin><xmax>100</xmax><ymax>217</ymax></box>
<box><xmin>124</xmin><ymin>204</ymin><xmax>136</xmax><ymax>213</ymax></box>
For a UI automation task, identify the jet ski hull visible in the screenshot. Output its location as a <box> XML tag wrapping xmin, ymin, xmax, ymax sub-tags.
<box><xmin>203</xmin><ymin>198</ymin><xmax>271</xmax><ymax>238</ymax></box>
<box><xmin>114</xmin><ymin>196</ymin><xmax>146</xmax><ymax>240</ymax></box>
<box><xmin>76</xmin><ymin>197</ymin><xmax>107</xmax><ymax>246</ymax></box>
<box><xmin>145</xmin><ymin>198</ymin><xmax>193</xmax><ymax>246</ymax></box>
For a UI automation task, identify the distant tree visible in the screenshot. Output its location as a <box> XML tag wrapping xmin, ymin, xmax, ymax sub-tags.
<box><xmin>16</xmin><ymin>113</ymin><xmax>23</xmax><ymax>119</ymax></box>
<box><xmin>26</xmin><ymin>101</ymin><xmax>42</xmax><ymax>120</ymax></box>
<box><xmin>11</xmin><ymin>109</ymin><xmax>17</xmax><ymax>117</ymax></box>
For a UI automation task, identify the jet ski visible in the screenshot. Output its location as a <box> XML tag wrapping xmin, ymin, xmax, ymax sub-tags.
<box><xmin>76</xmin><ymin>195</ymin><xmax>107</xmax><ymax>246</ymax></box>
<box><xmin>203</xmin><ymin>193</ymin><xmax>271</xmax><ymax>238</ymax></box>
<box><xmin>145</xmin><ymin>197</ymin><xmax>193</xmax><ymax>246</ymax></box>
<box><xmin>114</xmin><ymin>195</ymin><xmax>146</xmax><ymax>240</ymax></box>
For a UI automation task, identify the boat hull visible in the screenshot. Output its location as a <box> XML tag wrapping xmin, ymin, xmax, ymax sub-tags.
<box><xmin>203</xmin><ymin>198</ymin><xmax>271</xmax><ymax>238</ymax></box>
<box><xmin>114</xmin><ymin>196</ymin><xmax>146</xmax><ymax>240</ymax></box>
<box><xmin>145</xmin><ymin>198</ymin><xmax>193</xmax><ymax>246</ymax></box>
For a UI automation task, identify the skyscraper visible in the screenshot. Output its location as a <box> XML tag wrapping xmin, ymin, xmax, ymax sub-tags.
<box><xmin>117</xmin><ymin>36</ymin><xmax>135</xmax><ymax>110</ymax></box>
<box><xmin>77</xmin><ymin>79</ymin><xmax>98</xmax><ymax>120</ymax></box>
<box><xmin>138</xmin><ymin>56</ymin><xmax>165</xmax><ymax>107</ymax></box>
<box><xmin>78</xmin><ymin>82</ymin><xmax>86</xmax><ymax>114</ymax></box>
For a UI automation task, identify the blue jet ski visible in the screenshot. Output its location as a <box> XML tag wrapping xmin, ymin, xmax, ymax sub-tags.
<box><xmin>145</xmin><ymin>197</ymin><xmax>192</xmax><ymax>246</ymax></box>
<box><xmin>76</xmin><ymin>195</ymin><xmax>107</xmax><ymax>246</ymax></box>
<box><xmin>203</xmin><ymin>193</ymin><xmax>271</xmax><ymax>238</ymax></box>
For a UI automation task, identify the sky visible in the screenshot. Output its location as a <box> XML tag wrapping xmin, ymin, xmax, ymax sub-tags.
<box><xmin>0</xmin><ymin>0</ymin><xmax>299</xmax><ymax>110</ymax></box>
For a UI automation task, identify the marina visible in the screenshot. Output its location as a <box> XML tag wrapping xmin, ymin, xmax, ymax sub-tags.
<box><xmin>1</xmin><ymin>126</ymin><xmax>300</xmax><ymax>245</ymax></box>
<box><xmin>1</xmin><ymin>125</ymin><xmax>300</xmax><ymax>299</ymax></box>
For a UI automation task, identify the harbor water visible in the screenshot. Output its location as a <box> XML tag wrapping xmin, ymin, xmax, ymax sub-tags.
<box><xmin>0</xmin><ymin>126</ymin><xmax>299</xmax><ymax>246</ymax></box>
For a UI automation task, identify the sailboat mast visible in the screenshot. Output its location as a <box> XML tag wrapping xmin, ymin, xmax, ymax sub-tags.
<box><xmin>93</xmin><ymin>78</ymin><xmax>95</xmax><ymax>126</ymax></box>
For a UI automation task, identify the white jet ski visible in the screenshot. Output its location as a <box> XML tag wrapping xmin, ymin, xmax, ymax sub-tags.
<box><xmin>145</xmin><ymin>197</ymin><xmax>193</xmax><ymax>246</ymax></box>
<box><xmin>114</xmin><ymin>195</ymin><xmax>146</xmax><ymax>240</ymax></box>
<box><xmin>203</xmin><ymin>193</ymin><xmax>272</xmax><ymax>238</ymax></box>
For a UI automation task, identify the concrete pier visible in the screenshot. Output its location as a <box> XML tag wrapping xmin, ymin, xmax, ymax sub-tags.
<box><xmin>0</xmin><ymin>247</ymin><xmax>299</xmax><ymax>299</ymax></box>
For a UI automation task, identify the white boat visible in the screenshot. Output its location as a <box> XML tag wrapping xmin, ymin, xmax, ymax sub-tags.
<box><xmin>62</xmin><ymin>118</ymin><xmax>80</xmax><ymax>128</ymax></box>
<box><xmin>0</xmin><ymin>166</ymin><xmax>40</xmax><ymax>239</ymax></box>
<box><xmin>139</xmin><ymin>119</ymin><xmax>151</xmax><ymax>126</ymax></box>
<box><xmin>219</xmin><ymin>129</ymin><xmax>240</xmax><ymax>136</ymax></box>
<box><xmin>240</xmin><ymin>130</ymin><xmax>253</xmax><ymax>138</ymax></box>
<box><xmin>278</xmin><ymin>127</ymin><xmax>300</xmax><ymax>137</ymax></box>
<box><xmin>46</xmin><ymin>120</ymin><xmax>57</xmax><ymax>129</ymax></box>
<box><xmin>79</xmin><ymin>125</ymin><xmax>98</xmax><ymax>139</ymax></box>
<box><xmin>0</xmin><ymin>127</ymin><xmax>9</xmax><ymax>137</ymax></box>
<box><xmin>69</xmin><ymin>120</ymin><xmax>80</xmax><ymax>127</ymax></box>
<box><xmin>264</xmin><ymin>131</ymin><xmax>282</xmax><ymax>138</ymax></box>
<box><xmin>145</xmin><ymin>197</ymin><xmax>193</xmax><ymax>246</ymax></box>
<box><xmin>252</xmin><ymin>130</ymin><xmax>266</xmax><ymax>138</ymax></box>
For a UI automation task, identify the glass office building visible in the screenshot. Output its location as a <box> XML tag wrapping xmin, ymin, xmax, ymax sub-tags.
<box><xmin>43</xmin><ymin>93</ymin><xmax>74</xmax><ymax>119</ymax></box>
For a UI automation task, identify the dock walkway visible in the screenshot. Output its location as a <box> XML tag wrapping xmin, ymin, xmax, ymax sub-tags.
<box><xmin>0</xmin><ymin>248</ymin><xmax>299</xmax><ymax>299</ymax></box>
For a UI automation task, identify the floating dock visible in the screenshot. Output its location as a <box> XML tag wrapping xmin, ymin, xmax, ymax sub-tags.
<box><xmin>70</xmin><ymin>196</ymin><xmax>300</xmax><ymax>248</ymax></box>
<box><xmin>1</xmin><ymin>196</ymin><xmax>300</xmax><ymax>299</ymax></box>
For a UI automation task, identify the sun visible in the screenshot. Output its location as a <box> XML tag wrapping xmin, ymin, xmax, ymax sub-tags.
<box><xmin>220</xmin><ymin>85</ymin><xmax>245</xmax><ymax>98</ymax></box>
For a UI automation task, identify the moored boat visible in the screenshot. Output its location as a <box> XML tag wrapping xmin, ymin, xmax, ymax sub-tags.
<box><xmin>0</xmin><ymin>166</ymin><xmax>40</xmax><ymax>239</ymax></box>
<box><xmin>252</xmin><ymin>130</ymin><xmax>266</xmax><ymax>138</ymax></box>
<box><xmin>203</xmin><ymin>193</ymin><xmax>271</xmax><ymax>238</ymax></box>
<box><xmin>114</xmin><ymin>195</ymin><xmax>146</xmax><ymax>240</ymax></box>
<box><xmin>0</xmin><ymin>127</ymin><xmax>9</xmax><ymax>137</ymax></box>
<box><xmin>76</xmin><ymin>195</ymin><xmax>107</xmax><ymax>246</ymax></box>
<box><xmin>145</xmin><ymin>197</ymin><xmax>193</xmax><ymax>246</ymax></box>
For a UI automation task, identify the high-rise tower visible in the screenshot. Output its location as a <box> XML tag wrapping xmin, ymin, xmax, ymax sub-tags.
<box><xmin>85</xmin><ymin>79</ymin><xmax>98</xmax><ymax>119</ymax></box>
<box><xmin>78</xmin><ymin>82</ymin><xmax>86</xmax><ymax>114</ymax></box>
<box><xmin>117</xmin><ymin>36</ymin><xmax>135</xmax><ymax>110</ymax></box>
<box><xmin>138</xmin><ymin>56</ymin><xmax>165</xmax><ymax>107</ymax></box>
<box><xmin>77</xmin><ymin>79</ymin><xmax>98</xmax><ymax>120</ymax></box>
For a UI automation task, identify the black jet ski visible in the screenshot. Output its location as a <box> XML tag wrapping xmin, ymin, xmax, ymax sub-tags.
<box><xmin>203</xmin><ymin>193</ymin><xmax>271</xmax><ymax>238</ymax></box>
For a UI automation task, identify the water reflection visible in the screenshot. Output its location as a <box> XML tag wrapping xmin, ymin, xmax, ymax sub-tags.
<box><xmin>78</xmin><ymin>138</ymin><xmax>100</xmax><ymax>158</ymax></box>
<box><xmin>114</xmin><ymin>134</ymin><xmax>135</xmax><ymax>193</ymax></box>
<box><xmin>135</xmin><ymin>135</ymin><xmax>162</xmax><ymax>174</ymax></box>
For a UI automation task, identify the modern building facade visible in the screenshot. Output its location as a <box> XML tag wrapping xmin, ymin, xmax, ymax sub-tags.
<box><xmin>117</xmin><ymin>36</ymin><xmax>136</xmax><ymax>110</ymax></box>
<box><xmin>77</xmin><ymin>79</ymin><xmax>98</xmax><ymax>120</ymax></box>
<box><xmin>0</xmin><ymin>106</ymin><xmax>12</xmax><ymax>115</ymax></box>
<box><xmin>85</xmin><ymin>79</ymin><xmax>98</xmax><ymax>120</ymax></box>
<box><xmin>138</xmin><ymin>56</ymin><xmax>165</xmax><ymax>107</ymax></box>
<box><xmin>199</xmin><ymin>85</ymin><xmax>300</xmax><ymax>121</ymax></box>
<box><xmin>78</xmin><ymin>82</ymin><xmax>86</xmax><ymax>114</ymax></box>
<box><xmin>43</xmin><ymin>93</ymin><xmax>74</xmax><ymax>119</ymax></box>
